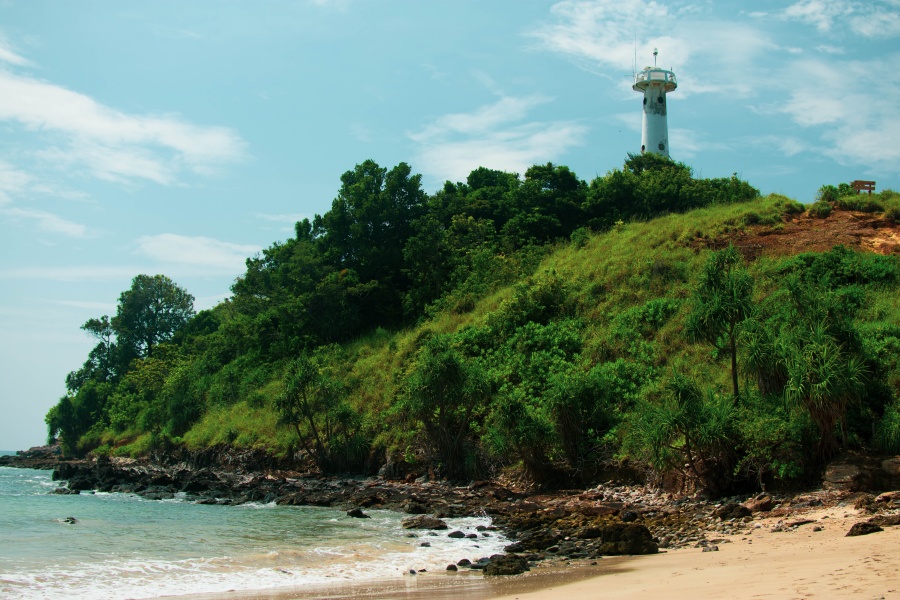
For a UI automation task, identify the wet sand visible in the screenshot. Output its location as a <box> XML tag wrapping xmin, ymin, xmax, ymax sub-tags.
<box><xmin>176</xmin><ymin>504</ymin><xmax>900</xmax><ymax>600</ymax></box>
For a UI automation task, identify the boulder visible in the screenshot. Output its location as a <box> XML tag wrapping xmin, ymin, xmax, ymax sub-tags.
<box><xmin>743</xmin><ymin>493</ymin><xmax>775</xmax><ymax>513</ymax></box>
<box><xmin>715</xmin><ymin>503</ymin><xmax>752</xmax><ymax>520</ymax></box>
<box><xmin>483</xmin><ymin>554</ymin><xmax>529</xmax><ymax>576</ymax></box>
<box><xmin>448</xmin><ymin>530</ymin><xmax>466</xmax><ymax>538</ymax></box>
<box><xmin>846</xmin><ymin>522</ymin><xmax>883</xmax><ymax>537</ymax></box>
<box><xmin>446</xmin><ymin>564</ymin><xmax>458</xmax><ymax>572</ymax></box>
<box><xmin>346</xmin><ymin>508</ymin><xmax>370</xmax><ymax>519</ymax></box>
<box><xmin>596</xmin><ymin>524</ymin><xmax>658</xmax><ymax>555</ymax></box>
<box><xmin>401</xmin><ymin>515</ymin><xmax>448</xmax><ymax>530</ymax></box>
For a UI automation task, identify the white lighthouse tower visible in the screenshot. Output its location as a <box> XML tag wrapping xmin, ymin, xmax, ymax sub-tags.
<box><xmin>633</xmin><ymin>49</ymin><xmax>677</xmax><ymax>157</ymax></box>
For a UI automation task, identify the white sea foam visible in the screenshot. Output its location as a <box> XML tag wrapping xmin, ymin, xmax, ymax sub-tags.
<box><xmin>1</xmin><ymin>514</ymin><xmax>510</xmax><ymax>600</ymax></box>
<box><xmin>0</xmin><ymin>469</ymin><xmax>511</xmax><ymax>600</ymax></box>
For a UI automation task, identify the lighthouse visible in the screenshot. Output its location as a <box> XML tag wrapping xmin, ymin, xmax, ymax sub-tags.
<box><xmin>633</xmin><ymin>49</ymin><xmax>677</xmax><ymax>157</ymax></box>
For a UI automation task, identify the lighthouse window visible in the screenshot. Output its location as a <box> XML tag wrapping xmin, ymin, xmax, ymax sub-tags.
<box><xmin>641</xmin><ymin>144</ymin><xmax>646</xmax><ymax>152</ymax></box>
<box><xmin>658</xmin><ymin>142</ymin><xmax>665</xmax><ymax>151</ymax></box>
<box><xmin>643</xmin><ymin>98</ymin><xmax>647</xmax><ymax>105</ymax></box>
<box><xmin>658</xmin><ymin>96</ymin><xmax>664</xmax><ymax>103</ymax></box>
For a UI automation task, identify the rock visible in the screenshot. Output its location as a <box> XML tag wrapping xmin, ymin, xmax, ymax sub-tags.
<box><xmin>448</xmin><ymin>530</ymin><xmax>466</xmax><ymax>538</ymax></box>
<box><xmin>446</xmin><ymin>564</ymin><xmax>458</xmax><ymax>572</ymax></box>
<box><xmin>620</xmin><ymin>510</ymin><xmax>639</xmax><ymax>523</ymax></box>
<box><xmin>824</xmin><ymin>453</ymin><xmax>884</xmax><ymax>491</ymax></box>
<box><xmin>881</xmin><ymin>457</ymin><xmax>900</xmax><ymax>481</ymax></box>
<box><xmin>62</xmin><ymin>517</ymin><xmax>78</xmax><ymax>525</ymax></box>
<box><xmin>401</xmin><ymin>515</ymin><xmax>448</xmax><ymax>530</ymax></box>
<box><xmin>402</xmin><ymin>501</ymin><xmax>428</xmax><ymax>515</ymax></box>
<box><xmin>420</xmin><ymin>542</ymin><xmax>431</xmax><ymax>547</ymax></box>
<box><xmin>846</xmin><ymin>522</ymin><xmax>883</xmax><ymax>537</ymax></box>
<box><xmin>507</xmin><ymin>531</ymin><xmax>562</xmax><ymax>551</ymax></box>
<box><xmin>466</xmin><ymin>533</ymin><xmax>478</xmax><ymax>539</ymax></box>
<box><xmin>702</xmin><ymin>545</ymin><xmax>719</xmax><ymax>552</ymax></box>
<box><xmin>346</xmin><ymin>508</ymin><xmax>370</xmax><ymax>519</ymax></box>
<box><xmin>867</xmin><ymin>515</ymin><xmax>900</xmax><ymax>528</ymax></box>
<box><xmin>483</xmin><ymin>554</ymin><xmax>530</xmax><ymax>576</ymax></box>
<box><xmin>715</xmin><ymin>503</ymin><xmax>752</xmax><ymax>520</ymax></box>
<box><xmin>875</xmin><ymin>491</ymin><xmax>900</xmax><ymax>503</ymax></box>
<box><xmin>576</xmin><ymin>526</ymin><xmax>603</xmax><ymax>539</ymax></box>
<box><xmin>349</xmin><ymin>493</ymin><xmax>382</xmax><ymax>508</ymax></box>
<box><xmin>457</xmin><ymin>559</ymin><xmax>472</xmax><ymax>567</ymax></box>
<box><xmin>743</xmin><ymin>493</ymin><xmax>774</xmax><ymax>513</ymax></box>
<box><xmin>51</xmin><ymin>487</ymin><xmax>80</xmax><ymax>495</ymax></box>
<box><xmin>597</xmin><ymin>524</ymin><xmax>658</xmax><ymax>555</ymax></box>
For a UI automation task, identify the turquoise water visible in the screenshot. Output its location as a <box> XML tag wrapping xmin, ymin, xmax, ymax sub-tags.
<box><xmin>0</xmin><ymin>467</ymin><xmax>509</xmax><ymax>599</ymax></box>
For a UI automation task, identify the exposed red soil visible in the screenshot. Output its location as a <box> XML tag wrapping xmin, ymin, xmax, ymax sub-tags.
<box><xmin>708</xmin><ymin>210</ymin><xmax>900</xmax><ymax>260</ymax></box>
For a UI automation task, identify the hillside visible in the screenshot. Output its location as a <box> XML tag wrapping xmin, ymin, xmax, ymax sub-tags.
<box><xmin>45</xmin><ymin>156</ymin><xmax>900</xmax><ymax>495</ymax></box>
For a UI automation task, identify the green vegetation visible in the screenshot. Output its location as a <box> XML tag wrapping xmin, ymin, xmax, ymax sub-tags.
<box><xmin>45</xmin><ymin>158</ymin><xmax>900</xmax><ymax>495</ymax></box>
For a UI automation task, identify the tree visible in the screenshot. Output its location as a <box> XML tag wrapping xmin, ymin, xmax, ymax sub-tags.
<box><xmin>687</xmin><ymin>244</ymin><xmax>754</xmax><ymax>401</ymax></box>
<box><xmin>113</xmin><ymin>275</ymin><xmax>195</xmax><ymax>360</ymax></box>
<box><xmin>624</xmin><ymin>372</ymin><xmax>736</xmax><ymax>495</ymax></box>
<box><xmin>275</xmin><ymin>350</ymin><xmax>362</xmax><ymax>471</ymax></box>
<box><xmin>400</xmin><ymin>334</ymin><xmax>490</xmax><ymax>479</ymax></box>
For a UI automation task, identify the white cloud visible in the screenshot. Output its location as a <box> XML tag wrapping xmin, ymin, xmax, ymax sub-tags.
<box><xmin>0</xmin><ymin>66</ymin><xmax>246</xmax><ymax>186</ymax></box>
<box><xmin>0</xmin><ymin>161</ymin><xmax>31</xmax><ymax>206</ymax></box>
<box><xmin>0</xmin><ymin>206</ymin><xmax>88</xmax><ymax>237</ymax></box>
<box><xmin>781</xmin><ymin>1</ymin><xmax>900</xmax><ymax>37</ymax></box>
<box><xmin>849</xmin><ymin>6</ymin><xmax>900</xmax><ymax>37</ymax></box>
<box><xmin>529</xmin><ymin>1</ymin><xmax>776</xmax><ymax>98</ymax></box>
<box><xmin>47</xmin><ymin>299</ymin><xmax>117</xmax><ymax>312</ymax></box>
<box><xmin>254</xmin><ymin>212</ymin><xmax>310</xmax><ymax>223</ymax></box>
<box><xmin>745</xmin><ymin>135</ymin><xmax>807</xmax><ymax>157</ymax></box>
<box><xmin>0</xmin><ymin>38</ymin><xmax>30</xmax><ymax>66</ymax></box>
<box><xmin>528</xmin><ymin>0</ymin><xmax>672</xmax><ymax>73</ymax></box>
<box><xmin>134</xmin><ymin>234</ymin><xmax>260</xmax><ymax>273</ymax></box>
<box><xmin>254</xmin><ymin>212</ymin><xmax>311</xmax><ymax>233</ymax></box>
<box><xmin>773</xmin><ymin>55</ymin><xmax>900</xmax><ymax>168</ymax></box>
<box><xmin>815</xmin><ymin>44</ymin><xmax>846</xmax><ymax>54</ymax></box>
<box><xmin>410</xmin><ymin>95</ymin><xmax>552</xmax><ymax>142</ymax></box>
<box><xmin>409</xmin><ymin>95</ymin><xmax>587</xmax><ymax>185</ymax></box>
<box><xmin>782</xmin><ymin>0</ymin><xmax>853</xmax><ymax>32</ymax></box>
<box><xmin>0</xmin><ymin>265</ymin><xmax>140</xmax><ymax>282</ymax></box>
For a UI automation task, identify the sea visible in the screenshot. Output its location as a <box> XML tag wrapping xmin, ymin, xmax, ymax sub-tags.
<box><xmin>0</xmin><ymin>459</ymin><xmax>511</xmax><ymax>599</ymax></box>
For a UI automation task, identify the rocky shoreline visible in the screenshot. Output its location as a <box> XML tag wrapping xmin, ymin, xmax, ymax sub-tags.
<box><xmin>4</xmin><ymin>445</ymin><xmax>900</xmax><ymax>577</ymax></box>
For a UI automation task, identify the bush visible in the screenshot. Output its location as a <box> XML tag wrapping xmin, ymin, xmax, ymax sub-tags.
<box><xmin>808</xmin><ymin>201</ymin><xmax>832</xmax><ymax>218</ymax></box>
<box><xmin>781</xmin><ymin>200</ymin><xmax>806</xmax><ymax>215</ymax></box>
<box><xmin>835</xmin><ymin>196</ymin><xmax>884</xmax><ymax>213</ymax></box>
<box><xmin>875</xmin><ymin>401</ymin><xmax>900</xmax><ymax>454</ymax></box>
<box><xmin>734</xmin><ymin>395</ymin><xmax>816</xmax><ymax>485</ymax></box>
<box><xmin>816</xmin><ymin>183</ymin><xmax>853</xmax><ymax>203</ymax></box>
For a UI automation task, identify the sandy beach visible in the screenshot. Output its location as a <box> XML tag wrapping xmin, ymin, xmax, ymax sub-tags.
<box><xmin>193</xmin><ymin>501</ymin><xmax>900</xmax><ymax>600</ymax></box>
<box><xmin>490</xmin><ymin>504</ymin><xmax>900</xmax><ymax>600</ymax></box>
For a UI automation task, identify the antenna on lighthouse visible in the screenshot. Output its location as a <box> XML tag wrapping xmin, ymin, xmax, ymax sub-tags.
<box><xmin>632</xmin><ymin>33</ymin><xmax>637</xmax><ymax>79</ymax></box>
<box><xmin>653</xmin><ymin>48</ymin><xmax>658</xmax><ymax>67</ymax></box>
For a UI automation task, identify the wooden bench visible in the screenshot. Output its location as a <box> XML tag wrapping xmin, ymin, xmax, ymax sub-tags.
<box><xmin>852</xmin><ymin>180</ymin><xmax>876</xmax><ymax>195</ymax></box>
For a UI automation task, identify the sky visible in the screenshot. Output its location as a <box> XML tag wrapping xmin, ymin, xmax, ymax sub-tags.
<box><xmin>1</xmin><ymin>0</ymin><xmax>898</xmax><ymax>450</ymax></box>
